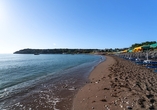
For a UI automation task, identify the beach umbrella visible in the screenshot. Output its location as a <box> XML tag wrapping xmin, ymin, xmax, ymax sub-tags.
<box><xmin>142</xmin><ymin>45</ymin><xmax>150</xmax><ymax>49</ymax></box>
<box><xmin>123</xmin><ymin>49</ymin><xmax>128</xmax><ymax>53</ymax></box>
<box><xmin>150</xmin><ymin>43</ymin><xmax>157</xmax><ymax>48</ymax></box>
<box><xmin>128</xmin><ymin>49</ymin><xmax>133</xmax><ymax>52</ymax></box>
<box><xmin>121</xmin><ymin>49</ymin><xmax>127</xmax><ymax>53</ymax></box>
<box><xmin>133</xmin><ymin>46</ymin><xmax>142</xmax><ymax>52</ymax></box>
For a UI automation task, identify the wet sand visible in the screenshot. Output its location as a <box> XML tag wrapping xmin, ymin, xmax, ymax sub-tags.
<box><xmin>5</xmin><ymin>70</ymin><xmax>88</xmax><ymax>110</ymax></box>
<box><xmin>2</xmin><ymin>57</ymin><xmax>100</xmax><ymax>110</ymax></box>
<box><xmin>72</xmin><ymin>55</ymin><xmax>157</xmax><ymax>110</ymax></box>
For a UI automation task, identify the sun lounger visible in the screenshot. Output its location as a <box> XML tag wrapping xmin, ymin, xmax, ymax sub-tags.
<box><xmin>146</xmin><ymin>66</ymin><xmax>157</xmax><ymax>68</ymax></box>
<box><xmin>135</xmin><ymin>61</ymin><xmax>145</xmax><ymax>65</ymax></box>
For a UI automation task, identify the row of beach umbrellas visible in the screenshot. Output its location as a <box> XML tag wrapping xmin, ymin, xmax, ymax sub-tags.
<box><xmin>120</xmin><ymin>43</ymin><xmax>157</xmax><ymax>53</ymax></box>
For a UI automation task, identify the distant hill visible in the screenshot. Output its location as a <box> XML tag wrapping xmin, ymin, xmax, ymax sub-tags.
<box><xmin>14</xmin><ymin>48</ymin><xmax>99</xmax><ymax>54</ymax></box>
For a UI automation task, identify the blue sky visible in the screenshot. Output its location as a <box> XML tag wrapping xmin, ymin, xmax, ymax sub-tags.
<box><xmin>0</xmin><ymin>0</ymin><xmax>157</xmax><ymax>53</ymax></box>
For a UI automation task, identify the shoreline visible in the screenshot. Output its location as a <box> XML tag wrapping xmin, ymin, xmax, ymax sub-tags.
<box><xmin>72</xmin><ymin>55</ymin><xmax>157</xmax><ymax>110</ymax></box>
<box><xmin>0</xmin><ymin>54</ymin><xmax>102</xmax><ymax>110</ymax></box>
<box><xmin>72</xmin><ymin>56</ymin><xmax>115</xmax><ymax>110</ymax></box>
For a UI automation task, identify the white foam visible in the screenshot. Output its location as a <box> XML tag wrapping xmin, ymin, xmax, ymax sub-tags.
<box><xmin>69</xmin><ymin>87</ymin><xmax>75</xmax><ymax>90</ymax></box>
<box><xmin>53</xmin><ymin>98</ymin><xmax>60</xmax><ymax>110</ymax></box>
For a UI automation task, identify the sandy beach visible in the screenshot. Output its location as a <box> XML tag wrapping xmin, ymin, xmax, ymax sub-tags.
<box><xmin>72</xmin><ymin>55</ymin><xmax>157</xmax><ymax>110</ymax></box>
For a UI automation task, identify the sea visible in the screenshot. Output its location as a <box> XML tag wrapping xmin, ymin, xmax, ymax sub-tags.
<box><xmin>0</xmin><ymin>54</ymin><xmax>105</xmax><ymax>110</ymax></box>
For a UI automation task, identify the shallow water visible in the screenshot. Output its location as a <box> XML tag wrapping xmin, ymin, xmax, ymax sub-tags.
<box><xmin>0</xmin><ymin>54</ymin><xmax>105</xmax><ymax>109</ymax></box>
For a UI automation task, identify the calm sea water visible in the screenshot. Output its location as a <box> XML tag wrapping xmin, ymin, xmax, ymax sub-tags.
<box><xmin>0</xmin><ymin>54</ymin><xmax>104</xmax><ymax>109</ymax></box>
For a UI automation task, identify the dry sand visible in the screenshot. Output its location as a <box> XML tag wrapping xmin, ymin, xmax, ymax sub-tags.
<box><xmin>72</xmin><ymin>56</ymin><xmax>157</xmax><ymax>110</ymax></box>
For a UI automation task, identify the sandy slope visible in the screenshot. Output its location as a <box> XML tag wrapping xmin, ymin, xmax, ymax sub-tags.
<box><xmin>72</xmin><ymin>55</ymin><xmax>157</xmax><ymax>110</ymax></box>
